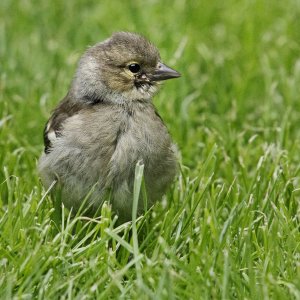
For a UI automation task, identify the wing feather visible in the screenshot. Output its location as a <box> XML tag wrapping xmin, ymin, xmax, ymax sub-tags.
<box><xmin>43</xmin><ymin>93</ymin><xmax>102</xmax><ymax>153</ymax></box>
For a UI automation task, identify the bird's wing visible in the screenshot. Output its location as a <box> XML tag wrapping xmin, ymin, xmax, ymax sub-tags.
<box><xmin>43</xmin><ymin>94</ymin><xmax>90</xmax><ymax>154</ymax></box>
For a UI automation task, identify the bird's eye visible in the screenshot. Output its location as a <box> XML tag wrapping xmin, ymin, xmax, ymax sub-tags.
<box><xmin>128</xmin><ymin>63</ymin><xmax>141</xmax><ymax>73</ymax></box>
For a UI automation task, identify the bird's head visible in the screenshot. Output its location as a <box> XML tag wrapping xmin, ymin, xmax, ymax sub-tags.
<box><xmin>72</xmin><ymin>32</ymin><xmax>181</xmax><ymax>103</ymax></box>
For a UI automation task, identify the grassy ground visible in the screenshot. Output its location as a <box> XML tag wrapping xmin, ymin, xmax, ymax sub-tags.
<box><xmin>1</xmin><ymin>0</ymin><xmax>300</xmax><ymax>299</ymax></box>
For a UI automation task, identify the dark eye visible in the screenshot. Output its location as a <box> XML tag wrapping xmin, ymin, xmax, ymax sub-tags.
<box><xmin>128</xmin><ymin>63</ymin><xmax>141</xmax><ymax>73</ymax></box>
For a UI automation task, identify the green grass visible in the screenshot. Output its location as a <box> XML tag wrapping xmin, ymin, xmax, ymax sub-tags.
<box><xmin>1</xmin><ymin>0</ymin><xmax>300</xmax><ymax>299</ymax></box>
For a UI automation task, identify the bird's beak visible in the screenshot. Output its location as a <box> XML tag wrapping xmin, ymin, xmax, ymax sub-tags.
<box><xmin>150</xmin><ymin>62</ymin><xmax>181</xmax><ymax>81</ymax></box>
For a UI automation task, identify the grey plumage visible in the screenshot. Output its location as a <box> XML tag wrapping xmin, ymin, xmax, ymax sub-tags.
<box><xmin>39</xmin><ymin>32</ymin><xmax>180</xmax><ymax>222</ymax></box>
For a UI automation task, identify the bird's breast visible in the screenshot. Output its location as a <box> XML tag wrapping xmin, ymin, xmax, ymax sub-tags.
<box><xmin>106</xmin><ymin>103</ymin><xmax>176</xmax><ymax>183</ymax></box>
<box><xmin>57</xmin><ymin>102</ymin><xmax>176</xmax><ymax>189</ymax></box>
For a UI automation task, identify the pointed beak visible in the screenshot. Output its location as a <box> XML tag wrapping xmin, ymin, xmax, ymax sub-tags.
<box><xmin>150</xmin><ymin>62</ymin><xmax>181</xmax><ymax>81</ymax></box>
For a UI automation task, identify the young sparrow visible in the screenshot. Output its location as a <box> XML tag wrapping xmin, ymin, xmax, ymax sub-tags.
<box><xmin>39</xmin><ymin>32</ymin><xmax>180</xmax><ymax>222</ymax></box>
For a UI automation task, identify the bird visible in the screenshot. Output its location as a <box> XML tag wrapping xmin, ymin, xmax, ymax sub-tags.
<box><xmin>38</xmin><ymin>32</ymin><xmax>181</xmax><ymax>223</ymax></box>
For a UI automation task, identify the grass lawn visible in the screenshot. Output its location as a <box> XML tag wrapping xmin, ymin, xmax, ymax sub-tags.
<box><xmin>1</xmin><ymin>0</ymin><xmax>300</xmax><ymax>299</ymax></box>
